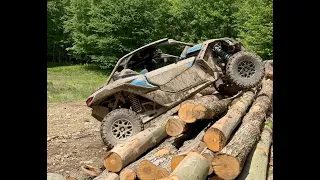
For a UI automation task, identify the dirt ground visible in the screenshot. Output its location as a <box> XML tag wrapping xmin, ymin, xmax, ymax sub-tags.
<box><xmin>47</xmin><ymin>101</ymin><xmax>107</xmax><ymax>179</ymax></box>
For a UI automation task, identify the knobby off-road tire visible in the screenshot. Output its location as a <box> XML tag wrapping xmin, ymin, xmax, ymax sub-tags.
<box><xmin>226</xmin><ymin>51</ymin><xmax>264</xmax><ymax>89</ymax></box>
<box><xmin>100</xmin><ymin>108</ymin><xmax>143</xmax><ymax>149</ymax></box>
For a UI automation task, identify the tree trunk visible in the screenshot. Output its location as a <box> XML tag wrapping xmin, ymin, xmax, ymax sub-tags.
<box><xmin>237</xmin><ymin>118</ymin><xmax>273</xmax><ymax>180</ymax></box>
<box><xmin>119</xmin><ymin>136</ymin><xmax>178</xmax><ymax>180</ymax></box>
<box><xmin>212</xmin><ymin>79</ymin><xmax>273</xmax><ymax>180</ymax></box>
<box><xmin>202</xmin><ymin>149</ymin><xmax>215</xmax><ymax>175</ymax></box>
<box><xmin>136</xmin><ymin>159</ymin><xmax>170</xmax><ymax>180</ymax></box>
<box><xmin>192</xmin><ymin>99</ymin><xmax>231</xmax><ymax>121</ymax></box>
<box><xmin>263</xmin><ymin>60</ymin><xmax>273</xmax><ymax>80</ymax></box>
<box><xmin>203</xmin><ymin>90</ymin><xmax>256</xmax><ymax>152</ymax></box>
<box><xmin>208</xmin><ymin>176</ymin><xmax>224</xmax><ymax>180</ymax></box>
<box><xmin>104</xmin><ymin>119</ymin><xmax>168</xmax><ymax>172</ymax></box>
<box><xmin>178</xmin><ymin>94</ymin><xmax>224</xmax><ymax>123</ymax></box>
<box><xmin>161</xmin><ymin>152</ymin><xmax>209</xmax><ymax>180</ymax></box>
<box><xmin>165</xmin><ymin>116</ymin><xmax>189</xmax><ymax>137</ymax></box>
<box><xmin>93</xmin><ymin>170</ymin><xmax>119</xmax><ymax>180</ymax></box>
<box><xmin>171</xmin><ymin>130</ymin><xmax>207</xmax><ymax>171</ymax></box>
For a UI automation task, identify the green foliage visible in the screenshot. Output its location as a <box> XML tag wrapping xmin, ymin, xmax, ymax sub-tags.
<box><xmin>48</xmin><ymin>0</ymin><xmax>273</xmax><ymax>67</ymax></box>
<box><xmin>47</xmin><ymin>63</ymin><xmax>110</xmax><ymax>103</ymax></box>
<box><xmin>235</xmin><ymin>0</ymin><xmax>273</xmax><ymax>59</ymax></box>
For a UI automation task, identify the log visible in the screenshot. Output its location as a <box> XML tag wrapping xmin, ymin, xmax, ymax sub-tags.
<box><xmin>191</xmin><ymin>99</ymin><xmax>232</xmax><ymax>120</ymax></box>
<box><xmin>160</xmin><ymin>152</ymin><xmax>209</xmax><ymax>180</ymax></box>
<box><xmin>119</xmin><ymin>136</ymin><xmax>178</xmax><ymax>180</ymax></box>
<box><xmin>237</xmin><ymin>118</ymin><xmax>273</xmax><ymax>180</ymax></box>
<box><xmin>203</xmin><ymin>90</ymin><xmax>256</xmax><ymax>152</ymax></box>
<box><xmin>178</xmin><ymin>94</ymin><xmax>224</xmax><ymax>123</ymax></box>
<box><xmin>93</xmin><ymin>169</ymin><xmax>119</xmax><ymax>180</ymax></box>
<box><xmin>104</xmin><ymin>119</ymin><xmax>168</xmax><ymax>172</ymax></box>
<box><xmin>136</xmin><ymin>160</ymin><xmax>170</xmax><ymax>180</ymax></box>
<box><xmin>264</xmin><ymin>60</ymin><xmax>273</xmax><ymax>80</ymax></box>
<box><xmin>212</xmin><ymin>78</ymin><xmax>273</xmax><ymax>180</ymax></box>
<box><xmin>171</xmin><ymin>130</ymin><xmax>207</xmax><ymax>171</ymax></box>
<box><xmin>202</xmin><ymin>149</ymin><xmax>215</xmax><ymax>175</ymax></box>
<box><xmin>165</xmin><ymin>116</ymin><xmax>189</xmax><ymax>137</ymax></box>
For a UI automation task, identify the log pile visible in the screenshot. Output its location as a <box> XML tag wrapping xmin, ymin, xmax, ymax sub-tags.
<box><xmin>89</xmin><ymin>60</ymin><xmax>273</xmax><ymax>180</ymax></box>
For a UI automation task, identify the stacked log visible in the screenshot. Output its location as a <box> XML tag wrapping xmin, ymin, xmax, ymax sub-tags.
<box><xmin>212</xmin><ymin>78</ymin><xmax>273</xmax><ymax>180</ymax></box>
<box><xmin>96</xmin><ymin>61</ymin><xmax>273</xmax><ymax>180</ymax></box>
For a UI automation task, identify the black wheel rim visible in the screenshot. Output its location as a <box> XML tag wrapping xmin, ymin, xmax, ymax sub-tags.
<box><xmin>237</xmin><ymin>60</ymin><xmax>255</xmax><ymax>78</ymax></box>
<box><xmin>111</xmin><ymin>119</ymin><xmax>133</xmax><ymax>140</ymax></box>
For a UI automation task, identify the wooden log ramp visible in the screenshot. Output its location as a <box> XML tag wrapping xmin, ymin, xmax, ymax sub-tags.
<box><xmin>237</xmin><ymin>117</ymin><xmax>273</xmax><ymax>180</ymax></box>
<box><xmin>203</xmin><ymin>89</ymin><xmax>256</xmax><ymax>152</ymax></box>
<box><xmin>212</xmin><ymin>78</ymin><xmax>273</xmax><ymax>180</ymax></box>
<box><xmin>159</xmin><ymin>152</ymin><xmax>210</xmax><ymax>180</ymax></box>
<box><xmin>178</xmin><ymin>94</ymin><xmax>230</xmax><ymax>123</ymax></box>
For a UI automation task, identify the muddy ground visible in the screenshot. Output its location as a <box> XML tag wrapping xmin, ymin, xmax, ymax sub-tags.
<box><xmin>47</xmin><ymin>101</ymin><xmax>107</xmax><ymax>179</ymax></box>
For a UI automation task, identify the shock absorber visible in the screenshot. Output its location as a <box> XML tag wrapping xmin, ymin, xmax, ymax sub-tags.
<box><xmin>213</xmin><ymin>44</ymin><xmax>232</xmax><ymax>60</ymax></box>
<box><xmin>128</xmin><ymin>93</ymin><xmax>142</xmax><ymax>112</ymax></box>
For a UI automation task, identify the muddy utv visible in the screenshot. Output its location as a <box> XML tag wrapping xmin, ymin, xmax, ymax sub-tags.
<box><xmin>86</xmin><ymin>38</ymin><xmax>264</xmax><ymax>149</ymax></box>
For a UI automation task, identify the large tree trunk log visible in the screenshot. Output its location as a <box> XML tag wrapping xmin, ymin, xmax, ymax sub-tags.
<box><xmin>212</xmin><ymin>79</ymin><xmax>273</xmax><ymax>180</ymax></box>
<box><xmin>104</xmin><ymin>119</ymin><xmax>168</xmax><ymax>172</ymax></box>
<box><xmin>160</xmin><ymin>152</ymin><xmax>209</xmax><ymax>180</ymax></box>
<box><xmin>165</xmin><ymin>116</ymin><xmax>189</xmax><ymax>137</ymax></box>
<box><xmin>93</xmin><ymin>170</ymin><xmax>119</xmax><ymax>180</ymax></box>
<box><xmin>203</xmin><ymin>90</ymin><xmax>256</xmax><ymax>152</ymax></box>
<box><xmin>171</xmin><ymin>130</ymin><xmax>207</xmax><ymax>171</ymax></box>
<box><xmin>119</xmin><ymin>136</ymin><xmax>178</xmax><ymax>180</ymax></box>
<box><xmin>237</xmin><ymin>118</ymin><xmax>273</xmax><ymax>180</ymax></box>
<box><xmin>263</xmin><ymin>60</ymin><xmax>273</xmax><ymax>80</ymax></box>
<box><xmin>178</xmin><ymin>94</ymin><xmax>225</xmax><ymax>123</ymax></box>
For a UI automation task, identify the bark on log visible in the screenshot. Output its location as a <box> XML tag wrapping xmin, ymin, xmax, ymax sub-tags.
<box><xmin>104</xmin><ymin>119</ymin><xmax>168</xmax><ymax>172</ymax></box>
<box><xmin>178</xmin><ymin>94</ymin><xmax>225</xmax><ymax>123</ymax></box>
<box><xmin>203</xmin><ymin>90</ymin><xmax>256</xmax><ymax>152</ymax></box>
<box><xmin>212</xmin><ymin>79</ymin><xmax>273</xmax><ymax>180</ymax></box>
<box><xmin>192</xmin><ymin>99</ymin><xmax>231</xmax><ymax>120</ymax></box>
<box><xmin>165</xmin><ymin>116</ymin><xmax>189</xmax><ymax>137</ymax></box>
<box><xmin>202</xmin><ymin>149</ymin><xmax>215</xmax><ymax>175</ymax></box>
<box><xmin>237</xmin><ymin>119</ymin><xmax>273</xmax><ymax>180</ymax></box>
<box><xmin>119</xmin><ymin>136</ymin><xmax>178</xmax><ymax>180</ymax></box>
<box><xmin>93</xmin><ymin>169</ymin><xmax>119</xmax><ymax>180</ymax></box>
<box><xmin>160</xmin><ymin>152</ymin><xmax>209</xmax><ymax>180</ymax></box>
<box><xmin>171</xmin><ymin>130</ymin><xmax>207</xmax><ymax>171</ymax></box>
<box><xmin>263</xmin><ymin>60</ymin><xmax>273</xmax><ymax>80</ymax></box>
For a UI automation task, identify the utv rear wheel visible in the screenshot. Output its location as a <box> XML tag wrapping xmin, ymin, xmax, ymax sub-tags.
<box><xmin>100</xmin><ymin>109</ymin><xmax>143</xmax><ymax>149</ymax></box>
<box><xmin>226</xmin><ymin>51</ymin><xmax>264</xmax><ymax>89</ymax></box>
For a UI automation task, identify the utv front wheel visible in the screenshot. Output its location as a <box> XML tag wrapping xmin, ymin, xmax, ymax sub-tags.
<box><xmin>100</xmin><ymin>109</ymin><xmax>143</xmax><ymax>149</ymax></box>
<box><xmin>226</xmin><ymin>51</ymin><xmax>264</xmax><ymax>89</ymax></box>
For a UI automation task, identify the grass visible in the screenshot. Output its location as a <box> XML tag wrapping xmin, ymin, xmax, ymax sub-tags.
<box><xmin>47</xmin><ymin>62</ymin><xmax>111</xmax><ymax>103</ymax></box>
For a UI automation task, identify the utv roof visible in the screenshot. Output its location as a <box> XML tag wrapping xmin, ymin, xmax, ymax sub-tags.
<box><xmin>105</xmin><ymin>38</ymin><xmax>194</xmax><ymax>85</ymax></box>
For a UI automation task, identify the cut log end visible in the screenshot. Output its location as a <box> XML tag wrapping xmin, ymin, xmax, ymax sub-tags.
<box><xmin>119</xmin><ymin>168</ymin><xmax>136</xmax><ymax>180</ymax></box>
<box><xmin>191</xmin><ymin>105</ymin><xmax>207</xmax><ymax>119</ymax></box>
<box><xmin>154</xmin><ymin>148</ymin><xmax>170</xmax><ymax>157</ymax></box>
<box><xmin>166</xmin><ymin>118</ymin><xmax>185</xmax><ymax>137</ymax></box>
<box><xmin>171</xmin><ymin>155</ymin><xmax>186</xmax><ymax>171</ymax></box>
<box><xmin>208</xmin><ymin>175</ymin><xmax>224</xmax><ymax>180</ymax></box>
<box><xmin>178</xmin><ymin>103</ymin><xmax>196</xmax><ymax>123</ymax></box>
<box><xmin>104</xmin><ymin>152</ymin><xmax>123</xmax><ymax>172</ymax></box>
<box><xmin>203</xmin><ymin>128</ymin><xmax>226</xmax><ymax>152</ymax></box>
<box><xmin>155</xmin><ymin>167</ymin><xmax>170</xmax><ymax>179</ymax></box>
<box><xmin>212</xmin><ymin>154</ymin><xmax>240</xmax><ymax>180</ymax></box>
<box><xmin>137</xmin><ymin>160</ymin><xmax>170</xmax><ymax>180</ymax></box>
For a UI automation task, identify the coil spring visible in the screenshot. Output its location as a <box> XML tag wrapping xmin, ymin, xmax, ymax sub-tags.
<box><xmin>128</xmin><ymin>93</ymin><xmax>142</xmax><ymax>112</ymax></box>
<box><xmin>213</xmin><ymin>45</ymin><xmax>232</xmax><ymax>60</ymax></box>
